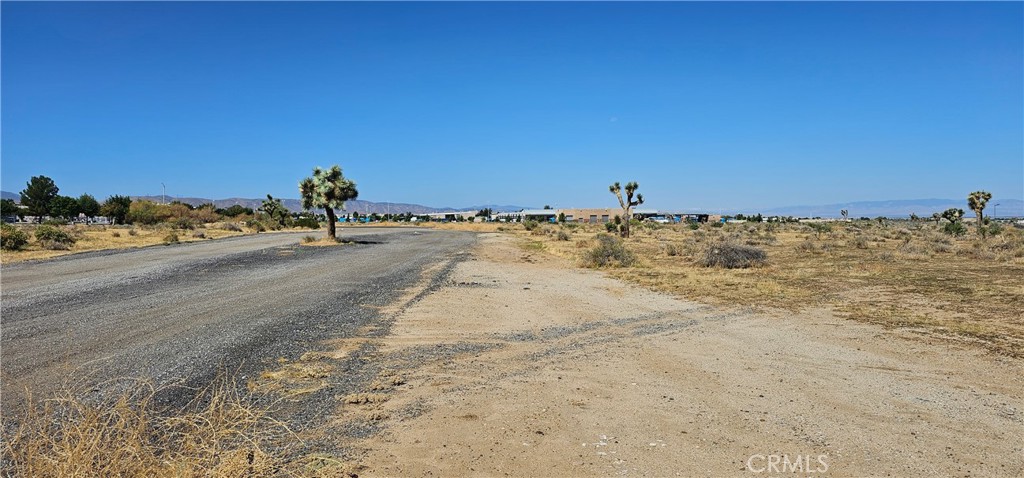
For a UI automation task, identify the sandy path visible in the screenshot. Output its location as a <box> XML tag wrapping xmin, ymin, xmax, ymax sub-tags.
<box><xmin>345</xmin><ymin>233</ymin><xmax>1022</xmax><ymax>477</ymax></box>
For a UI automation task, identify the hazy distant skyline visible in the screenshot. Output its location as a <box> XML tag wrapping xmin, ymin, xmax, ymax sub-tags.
<box><xmin>2</xmin><ymin>2</ymin><xmax>1021</xmax><ymax>211</ymax></box>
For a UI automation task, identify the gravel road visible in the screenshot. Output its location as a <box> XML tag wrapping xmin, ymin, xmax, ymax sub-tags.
<box><xmin>0</xmin><ymin>228</ymin><xmax>475</xmax><ymax>412</ymax></box>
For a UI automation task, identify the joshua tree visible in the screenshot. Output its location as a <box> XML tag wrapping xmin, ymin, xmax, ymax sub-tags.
<box><xmin>941</xmin><ymin>208</ymin><xmax>964</xmax><ymax>224</ymax></box>
<box><xmin>967</xmin><ymin>190</ymin><xmax>992</xmax><ymax>237</ymax></box>
<box><xmin>260</xmin><ymin>194</ymin><xmax>289</xmax><ymax>229</ymax></box>
<box><xmin>299</xmin><ymin>165</ymin><xmax>358</xmax><ymax>240</ymax></box>
<box><xmin>840</xmin><ymin>209</ymin><xmax>849</xmax><ymax>221</ymax></box>
<box><xmin>609</xmin><ymin>181</ymin><xmax>643</xmax><ymax>238</ymax></box>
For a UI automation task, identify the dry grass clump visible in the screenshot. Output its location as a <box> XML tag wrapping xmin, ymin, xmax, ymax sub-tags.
<box><xmin>2</xmin><ymin>379</ymin><xmax>292</xmax><ymax>477</ymax></box>
<box><xmin>699</xmin><ymin>241</ymin><xmax>767</xmax><ymax>269</ymax></box>
<box><xmin>218</xmin><ymin>222</ymin><xmax>243</xmax><ymax>232</ymax></box>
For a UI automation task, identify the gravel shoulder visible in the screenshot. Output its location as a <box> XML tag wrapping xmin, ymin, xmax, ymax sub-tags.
<box><xmin>342</xmin><ymin>233</ymin><xmax>1023</xmax><ymax>477</ymax></box>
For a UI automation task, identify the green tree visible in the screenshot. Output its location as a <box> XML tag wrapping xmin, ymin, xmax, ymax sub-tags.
<box><xmin>78</xmin><ymin>194</ymin><xmax>100</xmax><ymax>218</ymax></box>
<box><xmin>609</xmin><ymin>181</ymin><xmax>643</xmax><ymax>238</ymax></box>
<box><xmin>49</xmin><ymin>196</ymin><xmax>81</xmax><ymax>220</ymax></box>
<box><xmin>101</xmin><ymin>195</ymin><xmax>132</xmax><ymax>225</ymax></box>
<box><xmin>20</xmin><ymin>175</ymin><xmax>59</xmax><ymax>222</ymax></box>
<box><xmin>967</xmin><ymin>190</ymin><xmax>992</xmax><ymax>238</ymax></box>
<box><xmin>1</xmin><ymin>199</ymin><xmax>24</xmax><ymax>220</ymax></box>
<box><xmin>299</xmin><ymin>165</ymin><xmax>358</xmax><ymax>240</ymax></box>
<box><xmin>218</xmin><ymin>204</ymin><xmax>253</xmax><ymax>217</ymax></box>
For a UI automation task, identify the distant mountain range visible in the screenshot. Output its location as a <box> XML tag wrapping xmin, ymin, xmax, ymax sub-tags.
<box><xmin>759</xmin><ymin>198</ymin><xmax>1023</xmax><ymax>219</ymax></box>
<box><xmin>3</xmin><ymin>190</ymin><xmax>1020</xmax><ymax>218</ymax></box>
<box><xmin>0</xmin><ymin>190</ymin><xmax>525</xmax><ymax>215</ymax></box>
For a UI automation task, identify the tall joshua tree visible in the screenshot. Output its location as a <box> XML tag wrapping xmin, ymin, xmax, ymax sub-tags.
<box><xmin>609</xmin><ymin>181</ymin><xmax>643</xmax><ymax>238</ymax></box>
<box><xmin>967</xmin><ymin>190</ymin><xmax>992</xmax><ymax>237</ymax></box>
<box><xmin>299</xmin><ymin>165</ymin><xmax>358</xmax><ymax>240</ymax></box>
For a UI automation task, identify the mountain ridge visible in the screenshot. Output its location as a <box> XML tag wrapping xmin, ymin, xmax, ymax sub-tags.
<box><xmin>2</xmin><ymin>191</ymin><xmax>1021</xmax><ymax>217</ymax></box>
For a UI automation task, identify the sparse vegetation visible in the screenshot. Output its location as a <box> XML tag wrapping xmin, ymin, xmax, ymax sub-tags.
<box><xmin>496</xmin><ymin>219</ymin><xmax>1023</xmax><ymax>357</ymax></box>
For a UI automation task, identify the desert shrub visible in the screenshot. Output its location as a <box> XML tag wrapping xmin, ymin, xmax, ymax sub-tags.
<box><xmin>710</xmin><ymin>221</ymin><xmax>723</xmax><ymax>228</ymax></box>
<box><xmin>247</xmin><ymin>220</ymin><xmax>266</xmax><ymax>233</ymax></box>
<box><xmin>162</xmin><ymin>232</ymin><xmax>179</xmax><ymax>244</ymax></box>
<box><xmin>987</xmin><ymin>222</ymin><xmax>1003</xmax><ymax>237</ymax></box>
<box><xmin>111</xmin><ymin>231</ymin><xmax>121</xmax><ymax>238</ymax></box>
<box><xmin>43</xmin><ymin>218</ymin><xmax>68</xmax><ymax>226</ymax></box>
<box><xmin>700</xmin><ymin>241</ymin><xmax>767</xmax><ymax>269</ymax></box>
<box><xmin>688</xmin><ymin>223</ymin><xmax>700</xmax><ymax>230</ymax></box>
<box><xmin>302</xmin><ymin>235</ymin><xmax>317</xmax><ymax>243</ymax></box>
<box><xmin>795</xmin><ymin>239</ymin><xmax>817</xmax><ymax>253</ymax></box>
<box><xmin>523</xmin><ymin>220</ymin><xmax>539</xmax><ymax>231</ymax></box>
<box><xmin>1</xmin><ymin>224</ymin><xmax>29</xmax><ymax>251</ymax></box>
<box><xmin>852</xmin><ymin>236</ymin><xmax>869</xmax><ymax>249</ymax></box>
<box><xmin>192</xmin><ymin>231</ymin><xmax>206</xmax><ymax>239</ymax></box>
<box><xmin>173</xmin><ymin>217</ymin><xmax>197</xmax><ymax>230</ymax></box>
<box><xmin>806</xmin><ymin>222</ymin><xmax>833</xmax><ymax>239</ymax></box>
<box><xmin>581</xmin><ymin>233</ymin><xmax>636</xmax><ymax>268</ymax></box>
<box><xmin>218</xmin><ymin>222</ymin><xmax>243</xmax><ymax>232</ymax></box>
<box><xmin>664</xmin><ymin>242</ymin><xmax>682</xmax><ymax>256</ymax></box>
<box><xmin>127</xmin><ymin>228</ymin><xmax>138</xmax><ymax>236</ymax></box>
<box><xmin>943</xmin><ymin>221</ymin><xmax>966</xmax><ymax>237</ymax></box>
<box><xmin>189</xmin><ymin>206</ymin><xmax>221</xmax><ymax>224</ymax></box>
<box><xmin>293</xmin><ymin>216</ymin><xmax>320</xmax><ymax>229</ymax></box>
<box><xmin>556</xmin><ymin>230</ymin><xmax>571</xmax><ymax>241</ymax></box>
<box><xmin>127</xmin><ymin>201</ymin><xmax>172</xmax><ymax>225</ymax></box>
<box><xmin>605</xmin><ymin>222</ymin><xmax>619</xmax><ymax>233</ymax></box>
<box><xmin>35</xmin><ymin>225</ymin><xmax>76</xmax><ymax>250</ymax></box>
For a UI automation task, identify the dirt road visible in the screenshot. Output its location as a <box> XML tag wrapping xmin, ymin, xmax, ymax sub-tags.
<box><xmin>0</xmin><ymin>228</ymin><xmax>475</xmax><ymax>412</ymax></box>
<box><xmin>337</xmin><ymin>234</ymin><xmax>1023</xmax><ymax>477</ymax></box>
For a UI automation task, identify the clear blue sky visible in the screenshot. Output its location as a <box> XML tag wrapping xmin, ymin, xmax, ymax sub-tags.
<box><xmin>2</xmin><ymin>2</ymin><xmax>1021</xmax><ymax>211</ymax></box>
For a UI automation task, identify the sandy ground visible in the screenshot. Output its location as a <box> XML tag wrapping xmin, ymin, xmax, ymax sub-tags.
<box><xmin>343</xmin><ymin>233</ymin><xmax>1022</xmax><ymax>477</ymax></box>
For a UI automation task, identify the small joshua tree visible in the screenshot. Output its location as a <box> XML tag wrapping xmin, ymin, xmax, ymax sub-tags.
<box><xmin>840</xmin><ymin>209</ymin><xmax>849</xmax><ymax>221</ymax></box>
<box><xmin>609</xmin><ymin>181</ymin><xmax>643</xmax><ymax>238</ymax></box>
<box><xmin>940</xmin><ymin>208</ymin><xmax>966</xmax><ymax>236</ymax></box>
<box><xmin>299</xmin><ymin>165</ymin><xmax>358</xmax><ymax>240</ymax></box>
<box><xmin>967</xmin><ymin>190</ymin><xmax>992</xmax><ymax>238</ymax></box>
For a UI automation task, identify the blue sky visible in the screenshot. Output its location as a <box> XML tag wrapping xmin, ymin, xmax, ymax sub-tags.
<box><xmin>2</xmin><ymin>2</ymin><xmax>1021</xmax><ymax>211</ymax></box>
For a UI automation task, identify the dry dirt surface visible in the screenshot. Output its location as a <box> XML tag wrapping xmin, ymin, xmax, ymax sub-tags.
<box><xmin>340</xmin><ymin>233</ymin><xmax>1022</xmax><ymax>477</ymax></box>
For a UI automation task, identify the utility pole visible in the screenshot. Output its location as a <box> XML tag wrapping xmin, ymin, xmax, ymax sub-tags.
<box><xmin>994</xmin><ymin>203</ymin><xmax>1000</xmax><ymax>220</ymax></box>
<box><xmin>161</xmin><ymin>183</ymin><xmax>166</xmax><ymax>205</ymax></box>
